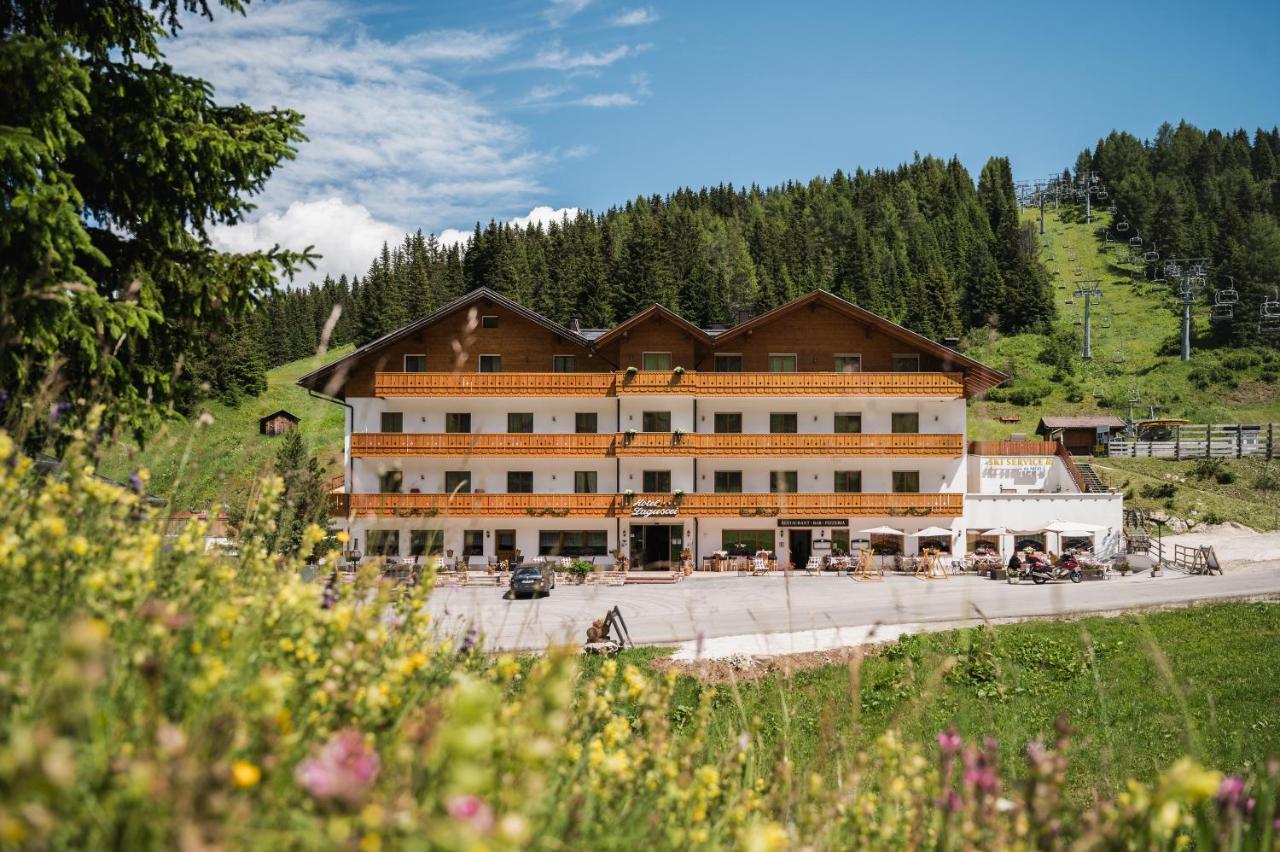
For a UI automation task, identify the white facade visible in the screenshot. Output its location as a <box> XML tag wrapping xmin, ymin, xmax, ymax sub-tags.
<box><xmin>338</xmin><ymin>394</ymin><xmax>1123</xmax><ymax>566</ymax></box>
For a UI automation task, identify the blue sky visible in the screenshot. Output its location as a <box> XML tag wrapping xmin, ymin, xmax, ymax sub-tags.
<box><xmin>168</xmin><ymin>0</ymin><xmax>1280</xmax><ymax>284</ymax></box>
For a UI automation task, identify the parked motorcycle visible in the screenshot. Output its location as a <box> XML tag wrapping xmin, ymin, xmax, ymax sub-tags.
<box><xmin>1007</xmin><ymin>555</ymin><xmax>1082</xmax><ymax>585</ymax></box>
<box><xmin>1029</xmin><ymin>555</ymin><xmax>1082</xmax><ymax>585</ymax></box>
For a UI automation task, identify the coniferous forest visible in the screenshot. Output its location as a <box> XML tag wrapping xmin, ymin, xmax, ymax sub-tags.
<box><xmin>202</xmin><ymin>122</ymin><xmax>1280</xmax><ymax>408</ymax></box>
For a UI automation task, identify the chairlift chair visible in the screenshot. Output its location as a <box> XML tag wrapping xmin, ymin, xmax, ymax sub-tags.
<box><xmin>1116</xmin><ymin>221</ymin><xmax>1130</xmax><ymax>232</ymax></box>
<box><xmin>1104</xmin><ymin>232</ymin><xmax>1114</xmax><ymax>243</ymax></box>
<box><xmin>1143</xmin><ymin>251</ymin><xmax>1160</xmax><ymax>263</ymax></box>
<box><xmin>1211</xmin><ymin>303</ymin><xmax>1234</xmax><ymax>321</ymax></box>
<box><xmin>1262</xmin><ymin>293</ymin><xmax>1280</xmax><ymax>319</ymax></box>
<box><xmin>1260</xmin><ymin>301</ymin><xmax>1280</xmax><ymax>335</ymax></box>
<box><xmin>1098</xmin><ymin>189</ymin><xmax>1109</xmax><ymax>199</ymax></box>
<box><xmin>1128</xmin><ymin>236</ymin><xmax>1143</xmax><ymax>248</ymax></box>
<box><xmin>1099</xmin><ymin>314</ymin><xmax>1113</xmax><ymax>329</ymax></box>
<box><xmin>1215</xmin><ymin>287</ymin><xmax>1239</xmax><ymax>306</ymax></box>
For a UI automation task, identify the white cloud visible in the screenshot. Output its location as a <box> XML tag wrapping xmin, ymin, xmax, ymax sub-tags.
<box><xmin>436</xmin><ymin>205</ymin><xmax>581</xmax><ymax>247</ymax></box>
<box><xmin>211</xmin><ymin>197</ymin><xmax>403</xmax><ymax>283</ymax></box>
<box><xmin>577</xmin><ymin>92</ymin><xmax>636</xmax><ymax>107</ymax></box>
<box><xmin>529</xmin><ymin>41</ymin><xmax>635</xmax><ymax>70</ymax></box>
<box><xmin>613</xmin><ymin>7</ymin><xmax>658</xmax><ymax>26</ymax></box>
<box><xmin>165</xmin><ymin>0</ymin><xmax>543</xmax><ymax>246</ymax></box>
<box><xmin>161</xmin><ymin>0</ymin><xmax>653</xmax><ymax>285</ymax></box>
<box><xmin>524</xmin><ymin>83</ymin><xmax>566</xmax><ymax>103</ymax></box>
<box><xmin>510</xmin><ymin>205</ymin><xmax>580</xmax><ymax>228</ymax></box>
<box><xmin>545</xmin><ymin>0</ymin><xmax>593</xmax><ymax>25</ymax></box>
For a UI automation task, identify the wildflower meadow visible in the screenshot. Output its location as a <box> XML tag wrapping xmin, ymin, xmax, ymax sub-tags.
<box><xmin>1</xmin><ymin>423</ymin><xmax>1278</xmax><ymax>850</ymax></box>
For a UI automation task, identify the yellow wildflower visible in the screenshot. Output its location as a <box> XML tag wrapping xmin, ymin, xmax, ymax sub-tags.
<box><xmin>230</xmin><ymin>760</ymin><xmax>261</xmax><ymax>789</ymax></box>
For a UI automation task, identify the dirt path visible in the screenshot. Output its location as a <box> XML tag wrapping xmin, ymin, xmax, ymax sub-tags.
<box><xmin>1161</xmin><ymin>522</ymin><xmax>1280</xmax><ymax>568</ymax></box>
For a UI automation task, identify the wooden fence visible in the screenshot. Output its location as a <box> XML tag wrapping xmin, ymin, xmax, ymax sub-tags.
<box><xmin>1107</xmin><ymin>423</ymin><xmax>1278</xmax><ymax>459</ymax></box>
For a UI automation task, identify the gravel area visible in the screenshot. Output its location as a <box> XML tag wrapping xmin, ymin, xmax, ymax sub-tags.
<box><xmin>427</xmin><ymin>567</ymin><xmax>1280</xmax><ymax>655</ymax></box>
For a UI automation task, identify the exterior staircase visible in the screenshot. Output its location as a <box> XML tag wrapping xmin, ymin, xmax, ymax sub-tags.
<box><xmin>1076</xmin><ymin>462</ymin><xmax>1109</xmax><ymax>493</ymax></box>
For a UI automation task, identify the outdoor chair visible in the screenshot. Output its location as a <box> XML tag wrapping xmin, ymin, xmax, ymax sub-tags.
<box><xmin>804</xmin><ymin>555</ymin><xmax>822</xmax><ymax>575</ymax></box>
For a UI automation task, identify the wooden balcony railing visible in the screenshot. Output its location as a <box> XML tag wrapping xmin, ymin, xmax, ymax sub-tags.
<box><xmin>374</xmin><ymin>370</ymin><xmax>966</xmax><ymax>398</ymax></box>
<box><xmin>328</xmin><ymin>491</ymin><xmax>963</xmax><ymax>518</ymax></box>
<box><xmin>967</xmin><ymin>440</ymin><xmax>1058</xmax><ymax>456</ymax></box>
<box><xmin>615</xmin><ymin>370</ymin><xmax>965</xmax><ymax>397</ymax></box>
<box><xmin>351</xmin><ymin>432</ymin><xmax>616</xmax><ymax>457</ymax></box>
<box><xmin>351</xmin><ymin>432</ymin><xmax>964</xmax><ymax>458</ymax></box>
<box><xmin>1054</xmin><ymin>441</ymin><xmax>1091</xmax><ymax>494</ymax></box>
<box><xmin>333</xmin><ymin>492</ymin><xmax>618</xmax><ymax>518</ymax></box>
<box><xmin>616</xmin><ymin>432</ymin><xmax>963</xmax><ymax>457</ymax></box>
<box><xmin>376</xmin><ymin>372</ymin><xmax>615</xmax><ymax>397</ymax></box>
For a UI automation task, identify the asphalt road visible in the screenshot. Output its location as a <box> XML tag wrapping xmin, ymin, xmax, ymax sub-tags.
<box><xmin>425</xmin><ymin>567</ymin><xmax>1280</xmax><ymax>653</ymax></box>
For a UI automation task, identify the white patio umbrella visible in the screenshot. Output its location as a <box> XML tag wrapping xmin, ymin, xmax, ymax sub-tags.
<box><xmin>1044</xmin><ymin>520</ymin><xmax>1109</xmax><ymax>533</ymax></box>
<box><xmin>1044</xmin><ymin>520</ymin><xmax>1109</xmax><ymax>554</ymax></box>
<box><xmin>980</xmin><ymin>527</ymin><xmax>1008</xmax><ymax>536</ymax></box>
<box><xmin>908</xmin><ymin>526</ymin><xmax>955</xmax><ymax>537</ymax></box>
<box><xmin>858</xmin><ymin>525</ymin><xmax>906</xmax><ymax>536</ymax></box>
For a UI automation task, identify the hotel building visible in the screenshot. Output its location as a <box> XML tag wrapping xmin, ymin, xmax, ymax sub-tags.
<box><xmin>300</xmin><ymin>288</ymin><xmax>1123</xmax><ymax>568</ymax></box>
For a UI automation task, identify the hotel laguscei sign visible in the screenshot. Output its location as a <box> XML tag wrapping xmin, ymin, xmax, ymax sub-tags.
<box><xmin>630</xmin><ymin>498</ymin><xmax>678</xmax><ymax>517</ymax></box>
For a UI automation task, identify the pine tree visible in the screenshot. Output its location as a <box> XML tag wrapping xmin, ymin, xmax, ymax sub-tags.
<box><xmin>272</xmin><ymin>430</ymin><xmax>330</xmax><ymax>558</ymax></box>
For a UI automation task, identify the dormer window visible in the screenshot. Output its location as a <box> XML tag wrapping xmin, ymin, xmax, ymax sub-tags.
<box><xmin>891</xmin><ymin>353</ymin><xmax>921</xmax><ymax>372</ymax></box>
<box><xmin>642</xmin><ymin>352</ymin><xmax>671</xmax><ymax>370</ymax></box>
<box><xmin>768</xmin><ymin>353</ymin><xmax>797</xmax><ymax>373</ymax></box>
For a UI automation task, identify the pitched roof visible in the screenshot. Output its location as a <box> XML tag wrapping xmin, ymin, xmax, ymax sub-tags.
<box><xmin>1037</xmin><ymin>416</ymin><xmax>1126</xmax><ymax>430</ymax></box>
<box><xmin>712</xmin><ymin>290</ymin><xmax>1007</xmax><ymax>396</ymax></box>
<box><xmin>296</xmin><ymin>287</ymin><xmax>1009</xmax><ymax>398</ymax></box>
<box><xmin>590</xmin><ymin>303</ymin><xmax>713</xmax><ymax>350</ymax></box>
<box><xmin>296</xmin><ymin>287</ymin><xmax>588</xmax><ymax>394</ymax></box>
<box><xmin>258</xmin><ymin>409</ymin><xmax>300</xmax><ymax>423</ymax></box>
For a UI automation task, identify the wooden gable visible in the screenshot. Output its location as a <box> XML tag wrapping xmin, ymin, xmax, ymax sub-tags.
<box><xmin>709</xmin><ymin>299</ymin><xmax>947</xmax><ymax>373</ymax></box>
<box><xmin>337</xmin><ymin>295</ymin><xmax>600</xmax><ymax>397</ymax></box>
<box><xmin>592</xmin><ymin>305</ymin><xmax>712</xmax><ymax>370</ymax></box>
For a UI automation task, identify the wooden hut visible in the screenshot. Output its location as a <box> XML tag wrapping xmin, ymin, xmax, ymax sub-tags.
<box><xmin>1035</xmin><ymin>415</ymin><xmax>1125</xmax><ymax>456</ymax></box>
<box><xmin>258</xmin><ymin>409</ymin><xmax>300</xmax><ymax>436</ymax></box>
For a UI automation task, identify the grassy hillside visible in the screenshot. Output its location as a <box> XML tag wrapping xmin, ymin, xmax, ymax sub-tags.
<box><xmin>98</xmin><ymin>346</ymin><xmax>352</xmax><ymax>511</ymax></box>
<box><xmin>966</xmin><ymin>207</ymin><xmax>1280</xmax><ymax>440</ymax></box>
<box><xmin>1093</xmin><ymin>456</ymin><xmax>1280</xmax><ymax>531</ymax></box>
<box><xmin>614</xmin><ymin>602</ymin><xmax>1280</xmax><ymax>806</ymax></box>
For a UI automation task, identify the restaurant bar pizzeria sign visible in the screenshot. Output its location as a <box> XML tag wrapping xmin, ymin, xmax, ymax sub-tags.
<box><xmin>777</xmin><ymin>518</ymin><xmax>849</xmax><ymax>528</ymax></box>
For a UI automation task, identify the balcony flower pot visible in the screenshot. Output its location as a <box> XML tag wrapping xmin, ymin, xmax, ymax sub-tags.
<box><xmin>672</xmin><ymin>428</ymin><xmax>685</xmax><ymax>444</ymax></box>
<box><xmin>672</xmin><ymin>489</ymin><xmax>684</xmax><ymax>503</ymax></box>
<box><xmin>622</xmin><ymin>489</ymin><xmax>635</xmax><ymax>505</ymax></box>
<box><xmin>624</xmin><ymin>366</ymin><xmax>638</xmax><ymax>381</ymax></box>
<box><xmin>624</xmin><ymin>428</ymin><xmax>637</xmax><ymax>445</ymax></box>
<box><xmin>672</xmin><ymin>365</ymin><xmax>685</xmax><ymax>380</ymax></box>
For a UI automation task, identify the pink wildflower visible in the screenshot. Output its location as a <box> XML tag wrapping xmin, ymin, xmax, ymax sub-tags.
<box><xmin>447</xmin><ymin>794</ymin><xmax>495</xmax><ymax>833</ymax></box>
<box><xmin>937</xmin><ymin>727</ymin><xmax>962</xmax><ymax>756</ymax></box>
<box><xmin>1217</xmin><ymin>775</ymin><xmax>1245</xmax><ymax>808</ymax></box>
<box><xmin>295</xmin><ymin>728</ymin><xmax>380</xmax><ymax>807</ymax></box>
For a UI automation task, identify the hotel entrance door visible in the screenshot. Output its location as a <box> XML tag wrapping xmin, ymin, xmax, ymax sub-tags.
<box><xmin>788</xmin><ymin>529</ymin><xmax>812</xmax><ymax>570</ymax></box>
<box><xmin>630</xmin><ymin>524</ymin><xmax>683</xmax><ymax>570</ymax></box>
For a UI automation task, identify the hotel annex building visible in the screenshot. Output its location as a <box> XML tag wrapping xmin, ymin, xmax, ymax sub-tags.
<box><xmin>301</xmin><ymin>288</ymin><xmax>1123</xmax><ymax>569</ymax></box>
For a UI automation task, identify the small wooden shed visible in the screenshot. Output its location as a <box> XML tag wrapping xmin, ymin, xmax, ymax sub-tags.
<box><xmin>258</xmin><ymin>409</ymin><xmax>300</xmax><ymax>436</ymax></box>
<box><xmin>1035</xmin><ymin>415</ymin><xmax>1125</xmax><ymax>456</ymax></box>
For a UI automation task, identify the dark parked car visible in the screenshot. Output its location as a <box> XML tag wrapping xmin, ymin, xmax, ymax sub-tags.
<box><xmin>508</xmin><ymin>565</ymin><xmax>555</xmax><ymax>598</ymax></box>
